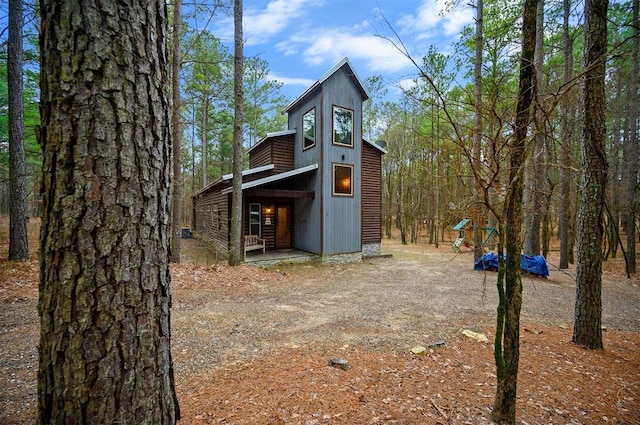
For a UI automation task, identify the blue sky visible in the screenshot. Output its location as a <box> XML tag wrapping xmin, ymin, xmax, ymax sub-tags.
<box><xmin>0</xmin><ymin>0</ymin><xmax>473</xmax><ymax>102</ymax></box>
<box><xmin>209</xmin><ymin>0</ymin><xmax>475</xmax><ymax>101</ymax></box>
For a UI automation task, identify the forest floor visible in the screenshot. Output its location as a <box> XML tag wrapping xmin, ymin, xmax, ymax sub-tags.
<box><xmin>1</xmin><ymin>217</ymin><xmax>639</xmax><ymax>424</ymax></box>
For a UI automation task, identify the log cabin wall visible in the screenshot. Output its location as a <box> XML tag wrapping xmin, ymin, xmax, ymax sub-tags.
<box><xmin>248</xmin><ymin>142</ymin><xmax>271</xmax><ymax>169</ymax></box>
<box><xmin>193</xmin><ymin>187</ymin><xmax>230</xmax><ymax>253</ymax></box>
<box><xmin>248</xmin><ymin>135</ymin><xmax>295</xmax><ymax>173</ymax></box>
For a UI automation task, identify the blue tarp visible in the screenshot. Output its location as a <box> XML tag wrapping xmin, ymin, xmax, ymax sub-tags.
<box><xmin>474</xmin><ymin>252</ymin><xmax>549</xmax><ymax>277</ymax></box>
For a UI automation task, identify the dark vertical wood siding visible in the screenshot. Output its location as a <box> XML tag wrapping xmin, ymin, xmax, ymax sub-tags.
<box><xmin>362</xmin><ymin>142</ymin><xmax>382</xmax><ymax>244</ymax></box>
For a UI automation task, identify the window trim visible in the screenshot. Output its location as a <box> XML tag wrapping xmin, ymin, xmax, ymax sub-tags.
<box><xmin>249</xmin><ymin>203</ymin><xmax>261</xmax><ymax>236</ymax></box>
<box><xmin>332</xmin><ymin>163</ymin><xmax>354</xmax><ymax>197</ymax></box>
<box><xmin>302</xmin><ymin>107</ymin><xmax>316</xmax><ymax>150</ymax></box>
<box><xmin>332</xmin><ymin>105</ymin><xmax>354</xmax><ymax>147</ymax></box>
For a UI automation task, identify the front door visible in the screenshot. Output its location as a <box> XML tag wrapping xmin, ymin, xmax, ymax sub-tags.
<box><xmin>275</xmin><ymin>205</ymin><xmax>291</xmax><ymax>249</ymax></box>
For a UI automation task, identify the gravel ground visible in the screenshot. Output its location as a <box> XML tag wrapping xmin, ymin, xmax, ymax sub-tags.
<box><xmin>1</xmin><ymin>237</ymin><xmax>639</xmax><ymax>424</ymax></box>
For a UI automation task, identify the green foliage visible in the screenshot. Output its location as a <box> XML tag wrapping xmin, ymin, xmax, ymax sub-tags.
<box><xmin>243</xmin><ymin>57</ymin><xmax>289</xmax><ymax>147</ymax></box>
<box><xmin>180</xmin><ymin>28</ymin><xmax>289</xmax><ymax>188</ymax></box>
<box><xmin>0</xmin><ymin>53</ymin><xmax>41</xmax><ymax>185</ymax></box>
<box><xmin>363</xmin><ymin>75</ymin><xmax>388</xmax><ymax>140</ymax></box>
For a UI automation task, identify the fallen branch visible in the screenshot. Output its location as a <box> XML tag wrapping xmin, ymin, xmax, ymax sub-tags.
<box><xmin>431</xmin><ymin>398</ymin><xmax>449</xmax><ymax>423</ymax></box>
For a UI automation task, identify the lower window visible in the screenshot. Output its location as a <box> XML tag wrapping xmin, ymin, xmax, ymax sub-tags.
<box><xmin>333</xmin><ymin>164</ymin><xmax>353</xmax><ymax>196</ymax></box>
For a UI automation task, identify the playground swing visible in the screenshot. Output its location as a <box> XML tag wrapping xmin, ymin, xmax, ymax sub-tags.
<box><xmin>452</xmin><ymin>219</ymin><xmax>499</xmax><ymax>252</ymax></box>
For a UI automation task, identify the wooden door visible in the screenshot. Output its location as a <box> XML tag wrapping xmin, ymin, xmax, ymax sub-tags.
<box><xmin>275</xmin><ymin>205</ymin><xmax>291</xmax><ymax>249</ymax></box>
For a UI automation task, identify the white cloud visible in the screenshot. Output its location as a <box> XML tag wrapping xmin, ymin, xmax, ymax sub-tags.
<box><xmin>397</xmin><ymin>78</ymin><xmax>418</xmax><ymax>92</ymax></box>
<box><xmin>243</xmin><ymin>0</ymin><xmax>313</xmax><ymax>45</ymax></box>
<box><xmin>268</xmin><ymin>72</ymin><xmax>316</xmax><ymax>87</ymax></box>
<box><xmin>397</xmin><ymin>0</ymin><xmax>474</xmax><ymax>39</ymax></box>
<box><xmin>280</xmin><ymin>28</ymin><xmax>414</xmax><ymax>74</ymax></box>
<box><xmin>213</xmin><ymin>0</ymin><xmax>317</xmax><ymax>46</ymax></box>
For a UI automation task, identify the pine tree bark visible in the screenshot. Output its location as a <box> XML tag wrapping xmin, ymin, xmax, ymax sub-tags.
<box><xmin>523</xmin><ymin>0</ymin><xmax>545</xmax><ymax>257</ymax></box>
<box><xmin>558</xmin><ymin>0</ymin><xmax>575</xmax><ymax>269</ymax></box>
<box><xmin>38</xmin><ymin>1</ymin><xmax>180</xmax><ymax>423</ymax></box>
<box><xmin>201</xmin><ymin>95</ymin><xmax>209</xmax><ymax>188</ymax></box>
<box><xmin>229</xmin><ymin>0</ymin><xmax>244</xmax><ymax>265</ymax></box>
<box><xmin>8</xmin><ymin>0</ymin><xmax>29</xmax><ymax>261</ymax></box>
<box><xmin>625</xmin><ymin>0</ymin><xmax>638</xmax><ymax>274</ymax></box>
<box><xmin>170</xmin><ymin>0</ymin><xmax>183</xmax><ymax>264</ymax></box>
<box><xmin>492</xmin><ymin>0</ymin><xmax>538</xmax><ymax>422</ymax></box>
<box><xmin>472</xmin><ymin>0</ymin><xmax>485</xmax><ymax>261</ymax></box>
<box><xmin>573</xmin><ymin>0</ymin><xmax>608</xmax><ymax>350</ymax></box>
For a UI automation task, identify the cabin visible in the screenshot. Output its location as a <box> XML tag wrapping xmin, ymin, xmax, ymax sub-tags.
<box><xmin>192</xmin><ymin>57</ymin><xmax>387</xmax><ymax>263</ymax></box>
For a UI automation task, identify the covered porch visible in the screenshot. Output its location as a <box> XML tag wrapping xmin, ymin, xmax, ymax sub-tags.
<box><xmin>243</xmin><ymin>248</ymin><xmax>316</xmax><ymax>267</ymax></box>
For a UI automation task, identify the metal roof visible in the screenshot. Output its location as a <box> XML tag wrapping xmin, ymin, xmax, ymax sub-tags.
<box><xmin>221</xmin><ymin>163</ymin><xmax>319</xmax><ymax>195</ymax></box>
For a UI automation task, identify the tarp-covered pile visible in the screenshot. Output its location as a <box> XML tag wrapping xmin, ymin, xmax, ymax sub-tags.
<box><xmin>473</xmin><ymin>252</ymin><xmax>549</xmax><ymax>277</ymax></box>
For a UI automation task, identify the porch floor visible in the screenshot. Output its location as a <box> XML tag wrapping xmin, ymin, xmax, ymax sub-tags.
<box><xmin>244</xmin><ymin>248</ymin><xmax>316</xmax><ymax>266</ymax></box>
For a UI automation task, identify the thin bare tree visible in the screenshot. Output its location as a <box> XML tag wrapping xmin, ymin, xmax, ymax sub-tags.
<box><xmin>492</xmin><ymin>0</ymin><xmax>539</xmax><ymax>421</ymax></box>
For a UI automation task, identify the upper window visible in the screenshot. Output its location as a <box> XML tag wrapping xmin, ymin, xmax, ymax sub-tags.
<box><xmin>333</xmin><ymin>163</ymin><xmax>353</xmax><ymax>196</ymax></box>
<box><xmin>332</xmin><ymin>106</ymin><xmax>353</xmax><ymax>147</ymax></box>
<box><xmin>249</xmin><ymin>203</ymin><xmax>261</xmax><ymax>236</ymax></box>
<box><xmin>303</xmin><ymin>108</ymin><xmax>315</xmax><ymax>149</ymax></box>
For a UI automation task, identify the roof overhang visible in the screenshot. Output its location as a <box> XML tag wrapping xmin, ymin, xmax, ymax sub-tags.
<box><xmin>221</xmin><ymin>163</ymin><xmax>275</xmax><ymax>181</ymax></box>
<box><xmin>192</xmin><ymin>163</ymin><xmax>276</xmax><ymax>198</ymax></box>
<box><xmin>245</xmin><ymin>189</ymin><xmax>315</xmax><ymax>199</ymax></box>
<box><xmin>283</xmin><ymin>57</ymin><xmax>369</xmax><ymax>114</ymax></box>
<box><xmin>221</xmin><ymin>163</ymin><xmax>319</xmax><ymax>195</ymax></box>
<box><xmin>363</xmin><ymin>138</ymin><xmax>388</xmax><ymax>154</ymax></box>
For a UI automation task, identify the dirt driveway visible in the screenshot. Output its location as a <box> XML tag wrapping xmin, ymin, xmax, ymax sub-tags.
<box><xmin>1</xmin><ymin>238</ymin><xmax>639</xmax><ymax>424</ymax></box>
<box><xmin>171</xmin><ymin>239</ymin><xmax>639</xmax><ymax>366</ymax></box>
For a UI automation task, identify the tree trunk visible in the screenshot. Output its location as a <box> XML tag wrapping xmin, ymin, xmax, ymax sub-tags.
<box><xmin>38</xmin><ymin>1</ymin><xmax>180</xmax><ymax>423</ymax></box>
<box><xmin>573</xmin><ymin>0</ymin><xmax>608</xmax><ymax>351</ymax></box>
<box><xmin>229</xmin><ymin>0</ymin><xmax>244</xmax><ymax>265</ymax></box>
<box><xmin>201</xmin><ymin>95</ymin><xmax>209</xmax><ymax>188</ymax></box>
<box><xmin>625</xmin><ymin>0</ymin><xmax>638</xmax><ymax>274</ymax></box>
<box><xmin>523</xmin><ymin>0</ymin><xmax>545</xmax><ymax>257</ymax></box>
<box><xmin>472</xmin><ymin>0</ymin><xmax>485</xmax><ymax>261</ymax></box>
<box><xmin>492</xmin><ymin>0</ymin><xmax>538</xmax><ymax>422</ymax></box>
<box><xmin>8</xmin><ymin>0</ymin><xmax>29</xmax><ymax>261</ymax></box>
<box><xmin>608</xmin><ymin>68</ymin><xmax>624</xmax><ymax>260</ymax></box>
<box><xmin>558</xmin><ymin>0</ymin><xmax>575</xmax><ymax>269</ymax></box>
<box><xmin>170</xmin><ymin>0</ymin><xmax>183</xmax><ymax>264</ymax></box>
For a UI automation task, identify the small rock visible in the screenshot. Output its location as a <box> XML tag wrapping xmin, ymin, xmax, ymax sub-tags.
<box><xmin>461</xmin><ymin>329</ymin><xmax>489</xmax><ymax>342</ymax></box>
<box><xmin>328</xmin><ymin>357</ymin><xmax>350</xmax><ymax>370</ymax></box>
<box><xmin>429</xmin><ymin>340</ymin><xmax>447</xmax><ymax>348</ymax></box>
<box><xmin>410</xmin><ymin>346</ymin><xmax>427</xmax><ymax>355</ymax></box>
